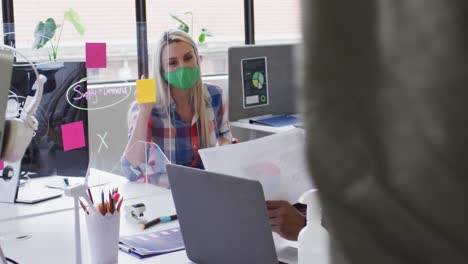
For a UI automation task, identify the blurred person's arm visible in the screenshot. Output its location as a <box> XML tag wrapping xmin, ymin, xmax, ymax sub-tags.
<box><xmin>303</xmin><ymin>0</ymin><xmax>468</xmax><ymax>263</ymax></box>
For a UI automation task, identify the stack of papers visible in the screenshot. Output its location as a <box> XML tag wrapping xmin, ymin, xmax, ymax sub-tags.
<box><xmin>252</xmin><ymin>115</ymin><xmax>302</xmax><ymax>127</ymax></box>
<box><xmin>119</xmin><ymin>227</ymin><xmax>184</xmax><ymax>258</ymax></box>
<box><xmin>199</xmin><ymin>129</ymin><xmax>314</xmax><ymax>204</ymax></box>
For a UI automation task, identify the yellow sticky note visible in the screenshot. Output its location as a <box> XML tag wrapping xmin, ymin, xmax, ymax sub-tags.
<box><xmin>136</xmin><ymin>78</ymin><xmax>157</xmax><ymax>104</ymax></box>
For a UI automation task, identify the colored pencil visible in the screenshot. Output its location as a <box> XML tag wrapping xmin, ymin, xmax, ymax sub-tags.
<box><xmin>101</xmin><ymin>190</ymin><xmax>105</xmax><ymax>215</ymax></box>
<box><xmin>79</xmin><ymin>199</ymin><xmax>89</xmax><ymax>215</ymax></box>
<box><xmin>116</xmin><ymin>197</ymin><xmax>123</xmax><ymax>212</ymax></box>
<box><xmin>87</xmin><ymin>188</ymin><xmax>94</xmax><ymax>204</ymax></box>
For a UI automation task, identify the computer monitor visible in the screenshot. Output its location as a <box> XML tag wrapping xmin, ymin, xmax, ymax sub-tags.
<box><xmin>8</xmin><ymin>62</ymin><xmax>89</xmax><ymax>177</ymax></box>
<box><xmin>0</xmin><ymin>50</ymin><xmax>14</xmax><ymax>157</ymax></box>
<box><xmin>228</xmin><ymin>44</ymin><xmax>299</xmax><ymax>121</ymax></box>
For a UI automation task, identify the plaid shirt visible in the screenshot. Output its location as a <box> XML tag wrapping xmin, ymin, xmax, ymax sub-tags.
<box><xmin>121</xmin><ymin>83</ymin><xmax>232</xmax><ymax>183</ymax></box>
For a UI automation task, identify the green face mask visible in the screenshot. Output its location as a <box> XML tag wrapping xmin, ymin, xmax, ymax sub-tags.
<box><xmin>163</xmin><ymin>66</ymin><xmax>200</xmax><ymax>90</ymax></box>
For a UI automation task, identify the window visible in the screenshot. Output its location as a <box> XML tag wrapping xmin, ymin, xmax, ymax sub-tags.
<box><xmin>146</xmin><ymin>1</ymin><xmax>244</xmax><ymax>75</ymax></box>
<box><xmin>7</xmin><ymin>1</ymin><xmax>301</xmax><ymax>79</ymax></box>
<box><xmin>1</xmin><ymin>3</ymin><xmax>14</xmax><ymax>46</ymax></box>
<box><xmin>0</xmin><ymin>4</ymin><xmax>3</xmax><ymax>37</ymax></box>
<box><xmin>254</xmin><ymin>0</ymin><xmax>302</xmax><ymax>44</ymax></box>
<box><xmin>12</xmin><ymin>0</ymin><xmax>138</xmax><ymax>82</ymax></box>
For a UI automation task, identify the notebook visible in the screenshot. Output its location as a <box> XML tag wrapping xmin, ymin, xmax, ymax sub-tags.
<box><xmin>250</xmin><ymin>114</ymin><xmax>302</xmax><ymax>127</ymax></box>
<box><xmin>119</xmin><ymin>227</ymin><xmax>185</xmax><ymax>259</ymax></box>
<box><xmin>15</xmin><ymin>186</ymin><xmax>63</xmax><ymax>204</ymax></box>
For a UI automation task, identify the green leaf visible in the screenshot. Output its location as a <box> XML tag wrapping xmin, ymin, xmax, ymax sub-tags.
<box><xmin>198</xmin><ymin>28</ymin><xmax>213</xmax><ymax>43</ymax></box>
<box><xmin>198</xmin><ymin>33</ymin><xmax>206</xmax><ymax>43</ymax></box>
<box><xmin>33</xmin><ymin>18</ymin><xmax>57</xmax><ymax>49</ymax></box>
<box><xmin>178</xmin><ymin>24</ymin><xmax>189</xmax><ymax>33</ymax></box>
<box><xmin>64</xmin><ymin>8</ymin><xmax>85</xmax><ymax>35</ymax></box>
<box><xmin>170</xmin><ymin>14</ymin><xmax>190</xmax><ymax>33</ymax></box>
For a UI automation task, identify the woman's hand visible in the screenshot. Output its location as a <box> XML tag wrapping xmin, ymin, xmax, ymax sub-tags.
<box><xmin>266</xmin><ymin>200</ymin><xmax>305</xmax><ymax>241</ymax></box>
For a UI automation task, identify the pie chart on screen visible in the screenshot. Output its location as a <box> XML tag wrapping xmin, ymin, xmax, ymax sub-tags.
<box><xmin>252</xmin><ymin>71</ymin><xmax>265</xmax><ymax>89</ymax></box>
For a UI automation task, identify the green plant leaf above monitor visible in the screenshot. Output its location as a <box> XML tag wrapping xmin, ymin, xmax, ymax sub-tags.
<box><xmin>34</xmin><ymin>18</ymin><xmax>57</xmax><ymax>49</ymax></box>
<box><xmin>64</xmin><ymin>9</ymin><xmax>85</xmax><ymax>35</ymax></box>
<box><xmin>170</xmin><ymin>14</ymin><xmax>190</xmax><ymax>33</ymax></box>
<box><xmin>178</xmin><ymin>24</ymin><xmax>189</xmax><ymax>33</ymax></box>
<box><xmin>198</xmin><ymin>28</ymin><xmax>213</xmax><ymax>43</ymax></box>
<box><xmin>198</xmin><ymin>34</ymin><xmax>206</xmax><ymax>43</ymax></box>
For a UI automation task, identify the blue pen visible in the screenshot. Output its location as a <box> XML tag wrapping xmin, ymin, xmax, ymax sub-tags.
<box><xmin>160</xmin><ymin>215</ymin><xmax>177</xmax><ymax>223</ymax></box>
<box><xmin>141</xmin><ymin>214</ymin><xmax>178</xmax><ymax>230</ymax></box>
<box><xmin>63</xmin><ymin>178</ymin><xmax>70</xmax><ymax>186</ymax></box>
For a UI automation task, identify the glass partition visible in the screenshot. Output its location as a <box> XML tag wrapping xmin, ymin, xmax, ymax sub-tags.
<box><xmin>2</xmin><ymin>2</ymin><xmax>139</xmax><ymax>186</ymax></box>
<box><xmin>1</xmin><ymin>1</ymin><xmax>303</xmax><ymax>189</ymax></box>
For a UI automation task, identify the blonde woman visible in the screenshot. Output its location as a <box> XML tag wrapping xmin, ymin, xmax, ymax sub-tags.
<box><xmin>121</xmin><ymin>30</ymin><xmax>232</xmax><ymax>183</ymax></box>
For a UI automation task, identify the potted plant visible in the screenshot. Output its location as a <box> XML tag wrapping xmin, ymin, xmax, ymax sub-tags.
<box><xmin>33</xmin><ymin>8</ymin><xmax>85</xmax><ymax>63</ymax></box>
<box><xmin>30</xmin><ymin>8</ymin><xmax>85</xmax><ymax>89</ymax></box>
<box><xmin>170</xmin><ymin>13</ymin><xmax>213</xmax><ymax>43</ymax></box>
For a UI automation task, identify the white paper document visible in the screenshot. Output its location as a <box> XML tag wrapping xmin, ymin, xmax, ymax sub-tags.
<box><xmin>199</xmin><ymin>129</ymin><xmax>314</xmax><ymax>204</ymax></box>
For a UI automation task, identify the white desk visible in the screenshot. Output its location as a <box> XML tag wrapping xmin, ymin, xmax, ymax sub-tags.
<box><xmin>0</xmin><ymin>169</ymin><xmax>170</xmax><ymax>222</ymax></box>
<box><xmin>0</xmin><ymin>181</ymin><xmax>298</xmax><ymax>264</ymax></box>
<box><xmin>0</xmin><ymin>194</ymin><xmax>191</xmax><ymax>264</ymax></box>
<box><xmin>0</xmin><ymin>194</ymin><xmax>295</xmax><ymax>264</ymax></box>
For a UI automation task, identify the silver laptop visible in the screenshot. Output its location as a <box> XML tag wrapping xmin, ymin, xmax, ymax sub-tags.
<box><xmin>167</xmin><ymin>164</ymin><xmax>287</xmax><ymax>264</ymax></box>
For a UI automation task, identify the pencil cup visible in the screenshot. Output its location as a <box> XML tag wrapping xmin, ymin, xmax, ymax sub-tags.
<box><xmin>85</xmin><ymin>210</ymin><xmax>121</xmax><ymax>264</ymax></box>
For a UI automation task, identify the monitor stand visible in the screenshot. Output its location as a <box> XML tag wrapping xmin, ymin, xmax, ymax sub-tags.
<box><xmin>0</xmin><ymin>161</ymin><xmax>62</xmax><ymax>204</ymax></box>
<box><xmin>0</xmin><ymin>160</ymin><xmax>21</xmax><ymax>204</ymax></box>
<box><xmin>15</xmin><ymin>179</ymin><xmax>63</xmax><ymax>204</ymax></box>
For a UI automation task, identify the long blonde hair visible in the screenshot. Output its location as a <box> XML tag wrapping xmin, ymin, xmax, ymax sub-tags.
<box><xmin>153</xmin><ymin>30</ymin><xmax>210</xmax><ymax>149</ymax></box>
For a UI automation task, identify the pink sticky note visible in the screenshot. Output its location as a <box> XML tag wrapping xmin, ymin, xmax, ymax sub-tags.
<box><xmin>61</xmin><ymin>121</ymin><xmax>86</xmax><ymax>151</ymax></box>
<box><xmin>0</xmin><ymin>160</ymin><xmax>4</xmax><ymax>170</ymax></box>
<box><xmin>86</xmin><ymin>42</ymin><xmax>107</xmax><ymax>68</ymax></box>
